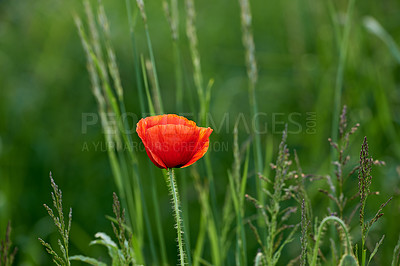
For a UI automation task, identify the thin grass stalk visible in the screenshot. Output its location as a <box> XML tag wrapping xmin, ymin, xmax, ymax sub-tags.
<box><xmin>170</xmin><ymin>16</ymin><xmax>194</xmax><ymax>259</ymax></box>
<box><xmin>115</xmin><ymin>145</ymin><xmax>140</xmax><ymax>247</ymax></box>
<box><xmin>327</xmin><ymin>0</ymin><xmax>356</xmax><ymax>249</ymax></box>
<box><xmin>327</xmin><ymin>0</ymin><xmax>342</xmax><ymax>51</ymax></box>
<box><xmin>230</xmin><ymin>125</ymin><xmax>249</xmax><ymax>266</ymax></box>
<box><xmin>104</xmin><ymin>38</ymin><xmax>163</xmax><ymax>266</ymax></box>
<box><xmin>136</xmin><ymin>0</ymin><xmax>164</xmax><ymax>113</ymax></box>
<box><xmin>98</xmin><ymin>5</ymin><xmax>166</xmax><ymax>263</ymax></box>
<box><xmin>228</xmin><ymin>170</ymin><xmax>247</xmax><ymax>266</ymax></box>
<box><xmin>238</xmin><ymin>148</ymin><xmax>250</xmax><ymax>265</ymax></box>
<box><xmin>77</xmin><ymin>2</ymin><xmax>166</xmax><ymax>263</ymax></box>
<box><xmin>219</xmin><ymin>190</ymin><xmax>235</xmax><ymax>264</ymax></box>
<box><xmin>184</xmin><ymin>2</ymin><xmax>220</xmax><ymax>261</ymax></box>
<box><xmin>165</xmin><ymin>2</ymin><xmax>192</xmax><ymax>254</ymax></box>
<box><xmin>96</xmin><ymin>8</ymin><xmax>146</xmax><ymax>250</ymax></box>
<box><xmin>139</xmin><ymin>56</ymin><xmax>170</xmax><ymax>264</ymax></box>
<box><xmin>124</xmin><ymin>0</ymin><xmax>147</xmax><ymax>113</ymax></box>
<box><xmin>193</xmin><ymin>214</ymin><xmax>207</xmax><ymax>266</ymax></box>
<box><xmin>184</xmin><ymin>0</ymin><xmax>218</xmax><ymax>218</ymax></box>
<box><xmin>329</xmin><ymin>0</ymin><xmax>356</xmax><ymax>165</ymax></box>
<box><xmin>83</xmin><ymin>2</ymin><xmax>134</xmax><ymax>166</ymax></box>
<box><xmin>137</xmin><ymin>51</ymin><xmax>168</xmax><ymax>265</ymax></box>
<box><xmin>391</xmin><ymin>235</ymin><xmax>400</xmax><ymax>266</ymax></box>
<box><xmin>148</xmin><ymin>168</ymin><xmax>169</xmax><ymax>265</ymax></box>
<box><xmin>184</xmin><ymin>0</ymin><xmax>205</xmax><ymax>123</ymax></box>
<box><xmin>173</xmin><ymin>40</ymin><xmax>184</xmax><ymax>111</ymax></box>
<box><xmin>138</xmin><ymin>54</ymin><xmax>168</xmax><ymax>265</ymax></box>
<box><xmin>74</xmin><ymin>16</ymin><xmax>145</xmax><ymax>262</ymax></box>
<box><xmin>167</xmin><ymin>169</ymin><xmax>186</xmax><ymax>266</ymax></box>
<box><xmin>162</xmin><ymin>0</ymin><xmax>184</xmax><ymax>111</ymax></box>
<box><xmin>140</xmin><ymin>55</ymin><xmax>156</xmax><ymax>115</ymax></box>
<box><xmin>84</xmin><ymin>0</ymin><xmax>109</xmax><ymax>86</ymax></box>
<box><xmin>193</xmin><ymin>170</ymin><xmax>221</xmax><ymax>266</ymax></box>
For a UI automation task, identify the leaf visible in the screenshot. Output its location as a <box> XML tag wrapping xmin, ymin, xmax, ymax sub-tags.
<box><xmin>339</xmin><ymin>254</ymin><xmax>359</xmax><ymax>266</ymax></box>
<box><xmin>90</xmin><ymin>232</ymin><xmax>124</xmax><ymax>265</ymax></box>
<box><xmin>363</xmin><ymin>16</ymin><xmax>400</xmax><ymax>64</ymax></box>
<box><xmin>239</xmin><ymin>145</ymin><xmax>250</xmax><ymax>208</ymax></box>
<box><xmin>254</xmin><ymin>252</ymin><xmax>264</xmax><ymax>266</ymax></box>
<box><xmin>69</xmin><ymin>255</ymin><xmax>107</xmax><ymax>266</ymax></box>
<box><xmin>227</xmin><ymin>170</ymin><xmax>239</xmax><ymax>214</ymax></box>
<box><xmin>368</xmin><ymin>235</ymin><xmax>385</xmax><ymax>266</ymax></box>
<box><xmin>272</xmin><ymin>224</ymin><xmax>299</xmax><ymax>264</ymax></box>
<box><xmin>391</xmin><ymin>235</ymin><xmax>400</xmax><ymax>266</ymax></box>
<box><xmin>90</xmin><ymin>232</ymin><xmax>118</xmax><ymax>247</ymax></box>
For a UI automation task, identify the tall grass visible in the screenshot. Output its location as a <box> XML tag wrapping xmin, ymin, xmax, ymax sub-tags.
<box><xmin>34</xmin><ymin>0</ymin><xmax>400</xmax><ymax>265</ymax></box>
<box><xmin>238</xmin><ymin>0</ymin><xmax>264</xmax><ymax>211</ymax></box>
<box><xmin>328</xmin><ymin>0</ymin><xmax>356</xmax><ymax>191</ymax></box>
<box><xmin>74</xmin><ymin>1</ymin><xmax>157</xmax><ymax>263</ymax></box>
<box><xmin>0</xmin><ymin>221</ymin><xmax>18</xmax><ymax>266</ymax></box>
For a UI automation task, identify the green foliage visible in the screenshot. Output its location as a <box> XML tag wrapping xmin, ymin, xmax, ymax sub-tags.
<box><xmin>324</xmin><ymin>105</ymin><xmax>360</xmax><ymax>218</ymax></box>
<box><xmin>358</xmin><ymin>137</ymin><xmax>392</xmax><ymax>266</ymax></box>
<box><xmin>71</xmin><ymin>231</ymin><xmax>136</xmax><ymax>266</ymax></box>
<box><xmin>38</xmin><ymin>173</ymin><xmax>72</xmax><ymax>266</ymax></box>
<box><xmin>300</xmin><ymin>200</ymin><xmax>310</xmax><ymax>266</ymax></box>
<box><xmin>368</xmin><ymin>235</ymin><xmax>385</xmax><ymax>266</ymax></box>
<box><xmin>0</xmin><ymin>221</ymin><xmax>17</xmax><ymax>266</ymax></box>
<box><xmin>69</xmin><ymin>255</ymin><xmax>107</xmax><ymax>266</ymax></box>
<box><xmin>391</xmin><ymin>235</ymin><xmax>400</xmax><ymax>266</ymax></box>
<box><xmin>311</xmin><ymin>216</ymin><xmax>353</xmax><ymax>266</ymax></box>
<box><xmin>246</xmin><ymin>127</ymin><xmax>300</xmax><ymax>266</ymax></box>
<box><xmin>73</xmin><ymin>193</ymin><xmax>139</xmax><ymax>265</ymax></box>
<box><xmin>227</xmin><ymin>123</ymin><xmax>250</xmax><ymax>265</ymax></box>
<box><xmin>74</xmin><ymin>0</ymin><xmax>162</xmax><ymax>263</ymax></box>
<box><xmin>110</xmin><ymin>193</ymin><xmax>136</xmax><ymax>265</ymax></box>
<box><xmin>363</xmin><ymin>16</ymin><xmax>400</xmax><ymax>64</ymax></box>
<box><xmin>339</xmin><ymin>254</ymin><xmax>359</xmax><ymax>266</ymax></box>
<box><xmin>1</xmin><ymin>0</ymin><xmax>400</xmax><ymax>264</ymax></box>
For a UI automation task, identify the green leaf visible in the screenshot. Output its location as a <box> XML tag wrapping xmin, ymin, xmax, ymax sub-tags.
<box><xmin>254</xmin><ymin>252</ymin><xmax>264</xmax><ymax>266</ymax></box>
<box><xmin>272</xmin><ymin>224</ymin><xmax>299</xmax><ymax>264</ymax></box>
<box><xmin>391</xmin><ymin>235</ymin><xmax>400</xmax><ymax>266</ymax></box>
<box><xmin>339</xmin><ymin>254</ymin><xmax>359</xmax><ymax>266</ymax></box>
<box><xmin>363</xmin><ymin>17</ymin><xmax>400</xmax><ymax>64</ymax></box>
<box><xmin>90</xmin><ymin>232</ymin><xmax>124</xmax><ymax>265</ymax></box>
<box><xmin>227</xmin><ymin>170</ymin><xmax>239</xmax><ymax>214</ymax></box>
<box><xmin>368</xmin><ymin>235</ymin><xmax>385</xmax><ymax>266</ymax></box>
<box><xmin>239</xmin><ymin>145</ymin><xmax>250</xmax><ymax>208</ymax></box>
<box><xmin>69</xmin><ymin>255</ymin><xmax>107</xmax><ymax>266</ymax></box>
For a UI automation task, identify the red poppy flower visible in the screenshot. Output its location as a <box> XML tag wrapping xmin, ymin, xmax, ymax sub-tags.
<box><xmin>136</xmin><ymin>114</ymin><xmax>213</xmax><ymax>169</ymax></box>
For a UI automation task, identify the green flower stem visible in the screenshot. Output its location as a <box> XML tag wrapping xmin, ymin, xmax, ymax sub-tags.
<box><xmin>167</xmin><ymin>168</ymin><xmax>186</xmax><ymax>266</ymax></box>
<box><xmin>311</xmin><ymin>216</ymin><xmax>352</xmax><ymax>266</ymax></box>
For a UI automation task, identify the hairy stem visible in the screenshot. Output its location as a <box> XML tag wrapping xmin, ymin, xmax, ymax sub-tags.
<box><xmin>167</xmin><ymin>168</ymin><xmax>186</xmax><ymax>266</ymax></box>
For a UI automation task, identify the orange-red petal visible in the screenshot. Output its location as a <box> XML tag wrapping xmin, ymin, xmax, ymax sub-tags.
<box><xmin>181</xmin><ymin>127</ymin><xmax>213</xmax><ymax>168</ymax></box>
<box><xmin>136</xmin><ymin>114</ymin><xmax>212</xmax><ymax>169</ymax></box>
<box><xmin>136</xmin><ymin>114</ymin><xmax>196</xmax><ymax>140</ymax></box>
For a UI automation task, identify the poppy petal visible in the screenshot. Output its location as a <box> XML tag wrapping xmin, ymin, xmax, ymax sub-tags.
<box><xmin>136</xmin><ymin>114</ymin><xmax>212</xmax><ymax>169</ymax></box>
<box><xmin>181</xmin><ymin>127</ymin><xmax>213</xmax><ymax>168</ymax></box>
<box><xmin>145</xmin><ymin>125</ymin><xmax>199</xmax><ymax>168</ymax></box>
<box><xmin>137</xmin><ymin>114</ymin><xmax>195</xmax><ymax>137</ymax></box>
<box><xmin>144</xmin><ymin>145</ymin><xmax>167</xmax><ymax>169</ymax></box>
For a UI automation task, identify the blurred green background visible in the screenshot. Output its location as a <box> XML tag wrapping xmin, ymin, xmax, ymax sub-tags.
<box><xmin>1</xmin><ymin>0</ymin><xmax>400</xmax><ymax>264</ymax></box>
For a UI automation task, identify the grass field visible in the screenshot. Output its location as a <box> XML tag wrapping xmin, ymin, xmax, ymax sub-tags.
<box><xmin>1</xmin><ymin>0</ymin><xmax>400</xmax><ymax>265</ymax></box>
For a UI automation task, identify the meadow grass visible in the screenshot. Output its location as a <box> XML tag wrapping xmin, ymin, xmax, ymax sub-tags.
<box><xmin>1</xmin><ymin>0</ymin><xmax>400</xmax><ymax>265</ymax></box>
